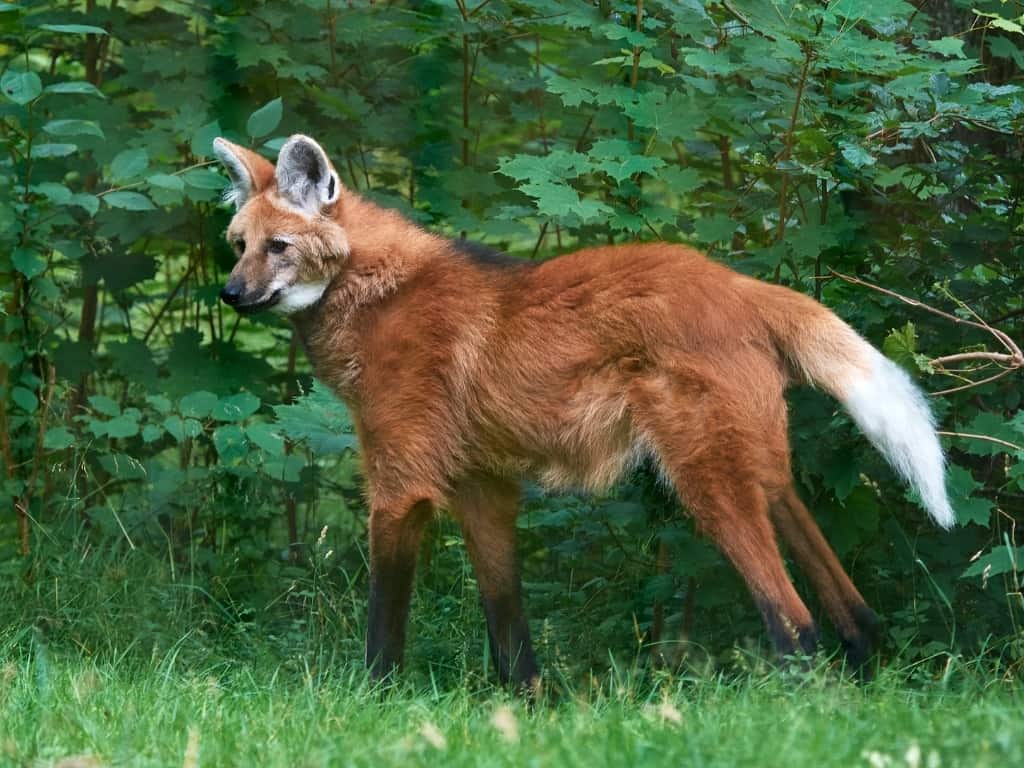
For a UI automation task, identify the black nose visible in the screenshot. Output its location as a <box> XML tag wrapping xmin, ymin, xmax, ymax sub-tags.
<box><xmin>219</xmin><ymin>284</ymin><xmax>243</xmax><ymax>306</ymax></box>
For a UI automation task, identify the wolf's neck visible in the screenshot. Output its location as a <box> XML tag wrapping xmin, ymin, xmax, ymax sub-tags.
<box><xmin>290</xmin><ymin>190</ymin><xmax>445</xmax><ymax>387</ymax></box>
<box><xmin>326</xmin><ymin>190</ymin><xmax>443</xmax><ymax>313</ymax></box>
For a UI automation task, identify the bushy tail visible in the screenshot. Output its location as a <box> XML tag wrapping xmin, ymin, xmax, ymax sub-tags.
<box><xmin>761</xmin><ymin>288</ymin><xmax>955</xmax><ymax>528</ymax></box>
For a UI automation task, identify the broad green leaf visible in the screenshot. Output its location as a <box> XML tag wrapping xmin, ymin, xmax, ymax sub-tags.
<box><xmin>87</xmin><ymin>419</ymin><xmax>110</xmax><ymax>438</ymax></box>
<box><xmin>497</xmin><ymin>150</ymin><xmax>589</xmax><ymax>183</ymax></box>
<box><xmin>587</xmin><ymin>139</ymin><xmax>665</xmax><ymax>183</ymax></box>
<box><xmin>963</xmin><ymin>544</ymin><xmax>1024</xmax><ymax>579</ymax></box>
<box><xmin>31</xmin><ymin>143</ymin><xmax>77</xmax><ymax>158</ymax></box>
<box><xmin>104</xmin><ymin>413</ymin><xmax>140</xmax><ymax>439</ymax></box>
<box><xmin>518</xmin><ymin>179</ymin><xmax>612</xmax><ymax>223</ymax></box>
<box><xmin>787</xmin><ymin>224</ymin><xmax>840</xmax><ymax>267</ymax></box>
<box><xmin>601</xmin><ymin>501</ymin><xmax>646</xmax><ymax>529</ymax></box>
<box><xmin>88</xmin><ymin>395</ymin><xmax>120</xmax><ymax>416</ymax></box>
<box><xmin>190</xmin><ymin>120</ymin><xmax>220</xmax><ymax>157</ymax></box>
<box><xmin>70</xmin><ymin>193</ymin><xmax>99</xmax><ymax>215</ymax></box>
<box><xmin>545</xmin><ymin>74</ymin><xmax>594</xmax><ymax>107</ymax></box>
<box><xmin>684</xmin><ymin>48</ymin><xmax>742</xmax><ymax>75</ymax></box>
<box><xmin>882</xmin><ymin>323</ymin><xmax>918</xmax><ymax>372</ymax></box>
<box><xmin>147</xmin><ymin>173</ymin><xmax>185</xmax><ymax>191</ymax></box>
<box><xmin>103</xmin><ymin>191</ymin><xmax>156</xmax><ymax>211</ymax></box>
<box><xmin>12</xmin><ymin>386</ymin><xmax>38</xmax><ymax>413</ymax></box>
<box><xmin>43</xmin><ymin>426</ymin><xmax>75</xmax><ymax>450</ymax></box>
<box><xmin>946</xmin><ymin>464</ymin><xmax>992</xmax><ymax>526</ymax></box>
<box><xmin>110</xmin><ymin>148</ymin><xmax>149</xmax><ymax>181</ymax></box>
<box><xmin>182</xmin><ymin>168</ymin><xmax>226</xmax><ymax>190</ymax></box>
<box><xmin>840</xmin><ymin>142</ymin><xmax>876</xmax><ymax>168</ymax></box>
<box><xmin>2</xmin><ymin>69</ymin><xmax>41</xmax><ymax>104</ymax></box>
<box><xmin>921</xmin><ymin>37</ymin><xmax>966</xmax><ymax>58</ymax></box>
<box><xmin>260</xmin><ymin>454</ymin><xmax>306</xmax><ymax>483</ymax></box>
<box><xmin>213</xmin><ymin>424</ymin><xmax>248</xmax><ymax>463</ymax></box>
<box><xmin>246</xmin><ymin>422</ymin><xmax>285</xmax><ymax>456</ymax></box>
<box><xmin>991</xmin><ymin>17</ymin><xmax>1024</xmax><ymax>34</ymax></box>
<box><xmin>236</xmin><ymin>41</ymin><xmax>289</xmax><ymax>69</ymax></box>
<box><xmin>141</xmin><ymin>424</ymin><xmax>163</xmax><ymax>443</ymax></box>
<box><xmin>45</xmin><ymin>81</ymin><xmax>105</xmax><ymax>98</ymax></box>
<box><xmin>0</xmin><ymin>342</ymin><xmax>24</xmax><ymax>367</ymax></box>
<box><xmin>52</xmin><ymin>339</ymin><xmax>93</xmax><ymax>380</ymax></box>
<box><xmin>107</xmin><ymin>337</ymin><xmax>158</xmax><ymax>389</ymax></box>
<box><xmin>213</xmin><ymin>392</ymin><xmax>261</xmax><ymax>422</ymax></box>
<box><xmin>32</xmin><ymin>182</ymin><xmax>72</xmax><ymax>204</ymax></box>
<box><xmin>987</xmin><ymin>35</ymin><xmax>1024</xmax><ymax>67</ymax></box>
<box><xmin>179</xmin><ymin>391</ymin><xmax>218</xmax><ymax>419</ymax></box>
<box><xmin>822</xmin><ymin>447</ymin><xmax>860</xmax><ymax>502</ymax></box>
<box><xmin>146</xmin><ymin>394</ymin><xmax>172</xmax><ymax>414</ymax></box>
<box><xmin>37</xmin><ymin>23</ymin><xmax>107</xmax><ymax>35</ymax></box>
<box><xmin>625</xmin><ymin>91</ymin><xmax>702</xmax><ymax>140</ymax></box>
<box><xmin>272</xmin><ymin>380</ymin><xmax>355</xmax><ymax>455</ymax></box>
<box><xmin>247</xmin><ymin>97</ymin><xmax>283</xmax><ymax>138</ymax></box>
<box><xmin>12</xmin><ymin>248</ymin><xmax>46</xmax><ymax>279</ymax></box>
<box><xmin>974</xmin><ymin>10</ymin><xmax>1024</xmax><ymax>34</ymax></box>
<box><xmin>660</xmin><ymin>166</ymin><xmax>702</xmax><ymax>194</ymax></box>
<box><xmin>694</xmin><ymin>214</ymin><xmax>737</xmax><ymax>244</ymax></box>
<box><xmin>163</xmin><ymin>415</ymin><xmax>185</xmax><ymax>443</ymax></box>
<box><xmin>958</xmin><ymin>412</ymin><xmax>1021</xmax><ymax>457</ymax></box>
<box><xmin>163</xmin><ymin>417</ymin><xmax>201</xmax><ymax>442</ymax></box>
<box><xmin>44</xmin><ymin>118</ymin><xmax>104</xmax><ymax>138</ymax></box>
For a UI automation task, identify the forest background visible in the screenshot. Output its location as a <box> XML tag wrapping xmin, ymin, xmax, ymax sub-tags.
<box><xmin>1</xmin><ymin>0</ymin><xmax>1023</xmax><ymax>694</ymax></box>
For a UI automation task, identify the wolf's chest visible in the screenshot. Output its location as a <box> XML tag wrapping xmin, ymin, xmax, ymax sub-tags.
<box><xmin>296</xmin><ymin>320</ymin><xmax>364</xmax><ymax>401</ymax></box>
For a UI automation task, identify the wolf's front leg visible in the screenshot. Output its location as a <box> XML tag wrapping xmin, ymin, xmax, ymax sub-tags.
<box><xmin>365</xmin><ymin>498</ymin><xmax>433</xmax><ymax>680</ymax></box>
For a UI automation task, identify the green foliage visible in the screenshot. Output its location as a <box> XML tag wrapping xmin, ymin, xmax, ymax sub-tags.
<box><xmin>0</xmin><ymin>0</ymin><xmax>1021</xmax><ymax>673</ymax></box>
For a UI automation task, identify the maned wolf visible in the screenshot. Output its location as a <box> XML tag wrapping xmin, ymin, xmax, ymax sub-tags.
<box><xmin>214</xmin><ymin>134</ymin><xmax>953</xmax><ymax>687</ymax></box>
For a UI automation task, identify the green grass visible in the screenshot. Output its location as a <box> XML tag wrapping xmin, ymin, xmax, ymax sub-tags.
<box><xmin>1</xmin><ymin>645</ymin><xmax>1020</xmax><ymax>767</ymax></box>
<box><xmin>1</xmin><ymin>544</ymin><xmax>1022</xmax><ymax>767</ymax></box>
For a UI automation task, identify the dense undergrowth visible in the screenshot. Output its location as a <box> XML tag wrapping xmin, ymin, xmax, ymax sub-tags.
<box><xmin>1</xmin><ymin>0</ymin><xmax>1022</xmax><ymax>694</ymax></box>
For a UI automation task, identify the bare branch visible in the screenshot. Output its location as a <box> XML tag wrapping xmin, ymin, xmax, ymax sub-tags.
<box><xmin>829</xmin><ymin>270</ymin><xmax>1023</xmax><ymax>396</ymax></box>
<box><xmin>937</xmin><ymin>431</ymin><xmax>1023</xmax><ymax>453</ymax></box>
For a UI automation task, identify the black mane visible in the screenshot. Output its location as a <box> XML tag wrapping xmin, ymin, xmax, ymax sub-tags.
<box><xmin>451</xmin><ymin>237</ymin><xmax>529</xmax><ymax>269</ymax></box>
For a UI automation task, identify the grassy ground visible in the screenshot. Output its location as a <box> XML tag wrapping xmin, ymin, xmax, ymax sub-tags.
<box><xmin>1</xmin><ymin>643</ymin><xmax>1020</xmax><ymax>768</ymax></box>
<box><xmin>1</xmin><ymin>543</ymin><xmax>1020</xmax><ymax>766</ymax></box>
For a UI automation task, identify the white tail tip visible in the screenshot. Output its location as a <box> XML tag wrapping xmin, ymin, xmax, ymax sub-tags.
<box><xmin>843</xmin><ymin>351</ymin><xmax>955</xmax><ymax>528</ymax></box>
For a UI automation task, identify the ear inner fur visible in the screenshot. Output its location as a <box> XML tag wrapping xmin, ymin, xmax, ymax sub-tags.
<box><xmin>275</xmin><ymin>134</ymin><xmax>340</xmax><ymax>213</ymax></box>
<box><xmin>211</xmin><ymin>138</ymin><xmax>274</xmax><ymax>208</ymax></box>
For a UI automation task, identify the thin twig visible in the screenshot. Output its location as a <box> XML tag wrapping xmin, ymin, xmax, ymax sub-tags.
<box><xmin>929</xmin><ymin>369</ymin><xmax>1018</xmax><ymax>397</ymax></box>
<box><xmin>97</xmin><ymin>159</ymin><xmax>216</xmax><ymax>198</ymax></box>
<box><xmin>931</xmin><ymin>351</ymin><xmax>1020</xmax><ymax>367</ymax></box>
<box><xmin>937</xmin><ymin>431</ymin><xmax>1023</xmax><ymax>453</ymax></box>
<box><xmin>829</xmin><ymin>270</ymin><xmax>1023</xmax><ymax>396</ymax></box>
<box><xmin>775</xmin><ymin>42</ymin><xmax>816</xmax><ymax>248</ymax></box>
<box><xmin>142</xmin><ymin>263</ymin><xmax>196</xmax><ymax>344</ymax></box>
<box><xmin>530</xmin><ymin>220</ymin><xmax>549</xmax><ymax>259</ymax></box>
<box><xmin>15</xmin><ymin>364</ymin><xmax>57</xmax><ymax>555</ymax></box>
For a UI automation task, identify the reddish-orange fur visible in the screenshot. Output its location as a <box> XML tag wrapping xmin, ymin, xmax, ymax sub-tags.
<box><xmin>217</xmin><ymin>137</ymin><xmax>886</xmax><ymax>684</ymax></box>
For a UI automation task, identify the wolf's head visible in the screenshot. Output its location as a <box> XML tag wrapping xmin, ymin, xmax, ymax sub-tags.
<box><xmin>213</xmin><ymin>135</ymin><xmax>349</xmax><ymax>315</ymax></box>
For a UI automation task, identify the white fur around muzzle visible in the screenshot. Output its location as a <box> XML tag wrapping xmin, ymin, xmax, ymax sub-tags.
<box><xmin>269</xmin><ymin>280</ymin><xmax>330</xmax><ymax>315</ymax></box>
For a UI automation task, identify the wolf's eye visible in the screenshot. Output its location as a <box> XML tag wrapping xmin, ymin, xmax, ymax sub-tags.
<box><xmin>267</xmin><ymin>239</ymin><xmax>289</xmax><ymax>255</ymax></box>
<box><xmin>232</xmin><ymin>239</ymin><xmax>245</xmax><ymax>253</ymax></box>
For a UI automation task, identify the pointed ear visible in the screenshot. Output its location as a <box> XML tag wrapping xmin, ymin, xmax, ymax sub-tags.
<box><xmin>275</xmin><ymin>134</ymin><xmax>341</xmax><ymax>215</ymax></box>
<box><xmin>212</xmin><ymin>138</ymin><xmax>275</xmax><ymax>209</ymax></box>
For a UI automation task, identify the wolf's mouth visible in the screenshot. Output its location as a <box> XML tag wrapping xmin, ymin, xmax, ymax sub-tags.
<box><xmin>235</xmin><ymin>288</ymin><xmax>282</xmax><ymax>315</ymax></box>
